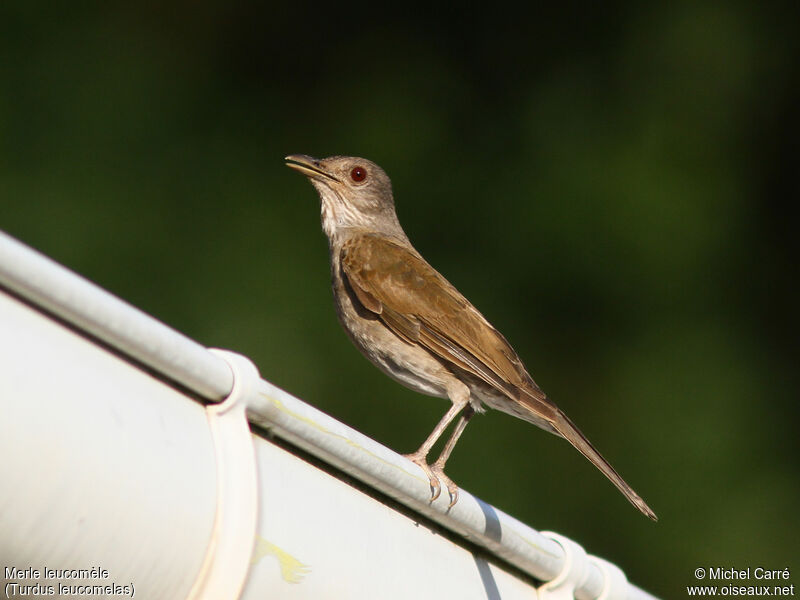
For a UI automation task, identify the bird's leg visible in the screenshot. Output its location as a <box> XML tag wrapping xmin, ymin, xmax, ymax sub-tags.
<box><xmin>404</xmin><ymin>381</ymin><xmax>470</xmax><ymax>503</ymax></box>
<box><xmin>430</xmin><ymin>405</ymin><xmax>476</xmax><ymax>508</ymax></box>
<box><xmin>404</xmin><ymin>402</ymin><xmax>463</xmax><ymax>501</ymax></box>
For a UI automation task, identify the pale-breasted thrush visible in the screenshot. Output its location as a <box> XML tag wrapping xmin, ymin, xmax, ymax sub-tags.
<box><xmin>285</xmin><ymin>154</ymin><xmax>657</xmax><ymax>520</ymax></box>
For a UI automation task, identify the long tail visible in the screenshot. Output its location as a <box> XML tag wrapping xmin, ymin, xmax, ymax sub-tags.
<box><xmin>553</xmin><ymin>409</ymin><xmax>657</xmax><ymax>520</ymax></box>
<box><xmin>517</xmin><ymin>388</ymin><xmax>658</xmax><ymax>520</ymax></box>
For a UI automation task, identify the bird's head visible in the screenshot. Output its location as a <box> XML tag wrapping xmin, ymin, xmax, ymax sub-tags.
<box><xmin>285</xmin><ymin>154</ymin><xmax>405</xmax><ymax>241</ymax></box>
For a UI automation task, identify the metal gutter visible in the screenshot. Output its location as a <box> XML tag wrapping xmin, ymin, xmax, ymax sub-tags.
<box><xmin>0</xmin><ymin>229</ymin><xmax>658</xmax><ymax>599</ymax></box>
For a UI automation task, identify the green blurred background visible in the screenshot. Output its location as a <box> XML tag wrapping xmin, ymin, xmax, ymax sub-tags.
<box><xmin>2</xmin><ymin>2</ymin><xmax>798</xmax><ymax>596</ymax></box>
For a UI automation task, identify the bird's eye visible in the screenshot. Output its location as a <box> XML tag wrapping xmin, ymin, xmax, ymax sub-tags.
<box><xmin>350</xmin><ymin>166</ymin><xmax>367</xmax><ymax>182</ymax></box>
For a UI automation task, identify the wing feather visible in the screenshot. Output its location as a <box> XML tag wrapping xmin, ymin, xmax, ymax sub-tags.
<box><xmin>340</xmin><ymin>233</ymin><xmax>546</xmax><ymax>404</ymax></box>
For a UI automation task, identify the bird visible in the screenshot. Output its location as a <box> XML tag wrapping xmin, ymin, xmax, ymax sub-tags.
<box><xmin>285</xmin><ymin>153</ymin><xmax>657</xmax><ymax>520</ymax></box>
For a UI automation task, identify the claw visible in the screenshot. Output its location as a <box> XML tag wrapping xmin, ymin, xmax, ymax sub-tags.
<box><xmin>429</xmin><ymin>477</ymin><xmax>442</xmax><ymax>503</ymax></box>
<box><xmin>447</xmin><ymin>485</ymin><xmax>459</xmax><ymax>509</ymax></box>
<box><xmin>404</xmin><ymin>452</ymin><xmax>443</xmax><ymax>504</ymax></box>
<box><xmin>431</xmin><ymin>462</ymin><xmax>460</xmax><ymax>509</ymax></box>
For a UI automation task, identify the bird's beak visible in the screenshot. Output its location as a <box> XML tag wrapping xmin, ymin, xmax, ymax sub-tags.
<box><xmin>285</xmin><ymin>154</ymin><xmax>340</xmax><ymax>183</ymax></box>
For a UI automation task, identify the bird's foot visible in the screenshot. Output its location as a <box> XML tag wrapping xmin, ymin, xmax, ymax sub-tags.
<box><xmin>403</xmin><ymin>451</ymin><xmax>442</xmax><ymax>503</ymax></box>
<box><xmin>403</xmin><ymin>452</ymin><xmax>460</xmax><ymax>509</ymax></box>
<box><xmin>430</xmin><ymin>461</ymin><xmax>459</xmax><ymax>509</ymax></box>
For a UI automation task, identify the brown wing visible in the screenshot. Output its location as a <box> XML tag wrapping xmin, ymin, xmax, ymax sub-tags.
<box><xmin>340</xmin><ymin>233</ymin><xmax>555</xmax><ymax>417</ymax></box>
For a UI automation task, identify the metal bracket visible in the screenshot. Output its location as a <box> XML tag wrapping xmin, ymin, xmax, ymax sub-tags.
<box><xmin>589</xmin><ymin>554</ymin><xmax>629</xmax><ymax>600</ymax></box>
<box><xmin>537</xmin><ymin>531</ymin><xmax>589</xmax><ymax>599</ymax></box>
<box><xmin>186</xmin><ymin>349</ymin><xmax>260</xmax><ymax>600</ymax></box>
